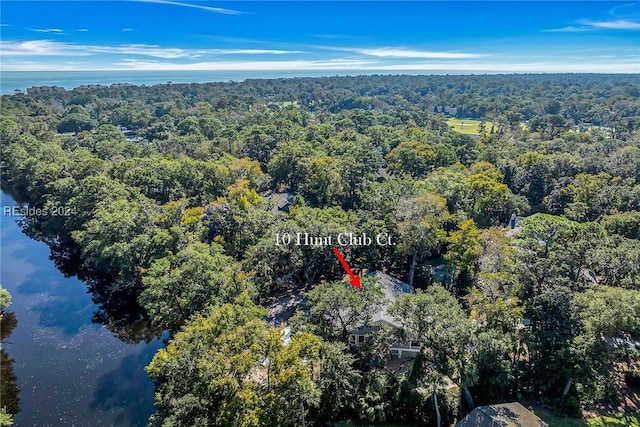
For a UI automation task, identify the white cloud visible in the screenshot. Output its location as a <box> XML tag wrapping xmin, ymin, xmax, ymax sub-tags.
<box><xmin>545</xmin><ymin>18</ymin><xmax>640</xmax><ymax>32</ymax></box>
<box><xmin>357</xmin><ymin>48</ymin><xmax>487</xmax><ymax>59</ymax></box>
<box><xmin>27</xmin><ymin>28</ymin><xmax>64</xmax><ymax>34</ymax></box>
<box><xmin>542</xmin><ymin>26</ymin><xmax>591</xmax><ymax>33</ymax></box>
<box><xmin>0</xmin><ymin>24</ymin><xmax>11</xmax><ymax>27</ymax></box>
<box><xmin>213</xmin><ymin>49</ymin><xmax>304</xmax><ymax>55</ymax></box>
<box><xmin>0</xmin><ymin>40</ymin><xmax>90</xmax><ymax>56</ymax></box>
<box><xmin>113</xmin><ymin>58</ymin><xmax>375</xmax><ymax>71</ymax></box>
<box><xmin>610</xmin><ymin>3</ymin><xmax>640</xmax><ymax>19</ymax></box>
<box><xmin>4</xmin><ymin>56</ymin><xmax>639</xmax><ymax>74</ymax></box>
<box><xmin>2</xmin><ymin>39</ymin><xmax>636</xmax><ymax>74</ymax></box>
<box><xmin>92</xmin><ymin>45</ymin><xmax>302</xmax><ymax>58</ymax></box>
<box><xmin>579</xmin><ymin>19</ymin><xmax>640</xmax><ymax>30</ymax></box>
<box><xmin>0</xmin><ymin>40</ymin><xmax>303</xmax><ymax>59</ymax></box>
<box><xmin>0</xmin><ymin>58</ymin><xmax>375</xmax><ymax>72</ymax></box>
<box><xmin>77</xmin><ymin>29</ymin><xmax>89</xmax><ymax>32</ymax></box>
<box><xmin>95</xmin><ymin>44</ymin><xmax>200</xmax><ymax>59</ymax></box>
<box><xmin>372</xmin><ymin>61</ymin><xmax>640</xmax><ymax>73</ymax></box>
<box><xmin>321</xmin><ymin>46</ymin><xmax>486</xmax><ymax>59</ymax></box>
<box><xmin>138</xmin><ymin>0</ymin><xmax>244</xmax><ymax>15</ymax></box>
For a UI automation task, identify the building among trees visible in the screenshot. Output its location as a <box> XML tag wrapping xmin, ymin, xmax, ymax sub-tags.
<box><xmin>456</xmin><ymin>402</ymin><xmax>547</xmax><ymax>427</ymax></box>
<box><xmin>348</xmin><ymin>271</ymin><xmax>421</xmax><ymax>359</ymax></box>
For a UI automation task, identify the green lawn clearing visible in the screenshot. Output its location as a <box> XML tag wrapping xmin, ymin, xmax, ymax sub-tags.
<box><xmin>446</xmin><ymin>118</ymin><xmax>494</xmax><ymax>135</ymax></box>
<box><xmin>534</xmin><ymin>409</ymin><xmax>584</xmax><ymax>427</ymax></box>
<box><xmin>534</xmin><ymin>409</ymin><xmax>640</xmax><ymax>427</ymax></box>
<box><xmin>586</xmin><ymin>413</ymin><xmax>640</xmax><ymax>426</ymax></box>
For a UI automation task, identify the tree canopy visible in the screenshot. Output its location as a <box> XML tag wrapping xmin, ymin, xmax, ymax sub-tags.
<box><xmin>2</xmin><ymin>73</ymin><xmax>640</xmax><ymax>425</ymax></box>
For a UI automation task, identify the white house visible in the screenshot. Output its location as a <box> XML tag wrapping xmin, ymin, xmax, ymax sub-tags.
<box><xmin>348</xmin><ymin>271</ymin><xmax>422</xmax><ymax>359</ymax></box>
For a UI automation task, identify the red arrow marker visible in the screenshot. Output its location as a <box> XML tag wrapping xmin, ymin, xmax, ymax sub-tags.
<box><xmin>332</xmin><ymin>247</ymin><xmax>361</xmax><ymax>289</ymax></box>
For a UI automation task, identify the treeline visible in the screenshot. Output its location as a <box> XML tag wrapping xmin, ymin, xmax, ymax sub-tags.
<box><xmin>13</xmin><ymin>74</ymin><xmax>640</xmax><ymax>127</ymax></box>
<box><xmin>1</xmin><ymin>73</ymin><xmax>640</xmax><ymax>426</ymax></box>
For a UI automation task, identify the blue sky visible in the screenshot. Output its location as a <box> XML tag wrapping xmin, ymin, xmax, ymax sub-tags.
<box><xmin>1</xmin><ymin>1</ymin><xmax>639</xmax><ymax>73</ymax></box>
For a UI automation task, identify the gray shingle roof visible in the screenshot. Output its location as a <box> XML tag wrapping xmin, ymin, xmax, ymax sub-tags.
<box><xmin>456</xmin><ymin>402</ymin><xmax>548</xmax><ymax>427</ymax></box>
<box><xmin>363</xmin><ymin>271</ymin><xmax>414</xmax><ymax>329</ymax></box>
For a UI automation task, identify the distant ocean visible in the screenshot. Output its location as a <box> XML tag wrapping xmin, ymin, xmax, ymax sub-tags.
<box><xmin>0</xmin><ymin>70</ymin><xmax>478</xmax><ymax>95</ymax></box>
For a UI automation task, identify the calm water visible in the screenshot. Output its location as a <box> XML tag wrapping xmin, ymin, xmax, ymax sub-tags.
<box><xmin>0</xmin><ymin>190</ymin><xmax>163</xmax><ymax>426</ymax></box>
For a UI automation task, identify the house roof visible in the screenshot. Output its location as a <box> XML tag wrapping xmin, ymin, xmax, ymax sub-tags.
<box><xmin>266</xmin><ymin>191</ymin><xmax>295</xmax><ymax>213</ymax></box>
<box><xmin>350</xmin><ymin>271</ymin><xmax>414</xmax><ymax>333</ymax></box>
<box><xmin>369</xmin><ymin>271</ymin><xmax>414</xmax><ymax>327</ymax></box>
<box><xmin>456</xmin><ymin>402</ymin><xmax>548</xmax><ymax>427</ymax></box>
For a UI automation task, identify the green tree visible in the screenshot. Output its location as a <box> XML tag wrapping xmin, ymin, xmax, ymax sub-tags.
<box><xmin>244</xmin><ymin>206</ymin><xmax>358</xmax><ymax>293</ymax></box>
<box><xmin>139</xmin><ymin>242</ymin><xmax>252</xmax><ymax>330</ymax></box>
<box><xmin>57</xmin><ymin>112</ymin><xmax>95</xmax><ymax>133</ymax></box>
<box><xmin>0</xmin><ymin>407</ymin><xmax>13</xmax><ymax>427</ymax></box>
<box><xmin>587</xmin><ymin>235</ymin><xmax>640</xmax><ymax>290</ymax></box>
<box><xmin>305</xmin><ymin>279</ymin><xmax>385</xmax><ymax>342</ymax></box>
<box><xmin>386</xmin><ymin>141</ymin><xmax>438</xmax><ymax>178</ymax></box>
<box><xmin>564</xmin><ymin>173</ymin><xmax>612</xmax><ymax>222</ymax></box>
<box><xmin>575</xmin><ymin>285</ymin><xmax>640</xmax><ymax>340</ymax></box>
<box><xmin>528</xmin><ymin>284</ymin><xmax>581</xmax><ymax>405</ymax></box>
<box><xmin>444</xmin><ymin>219</ymin><xmax>480</xmax><ymax>293</ymax></box>
<box><xmin>0</xmin><ymin>300</ymin><xmax>19</xmax><ymax>424</ymax></box>
<box><xmin>267</xmin><ymin>140</ymin><xmax>315</xmax><ymax>190</ymax></box>
<box><xmin>425</xmin><ymin>164</ymin><xmax>470</xmax><ymax>214</ymax></box>
<box><xmin>65</xmin><ymin>174</ymin><xmax>131</xmax><ymax>232</ymax></box>
<box><xmin>241</xmin><ymin>125</ymin><xmax>278</xmax><ymax>167</ymax></box>
<box><xmin>255</xmin><ymin>331</ymin><xmax>321</xmax><ymax>427</ymax></box>
<box><xmin>356</xmin><ymin>369</ymin><xmax>396</xmax><ymax>422</ymax></box>
<box><xmin>390</xmin><ymin>285</ymin><xmax>478</xmax><ymax>410</ymax></box>
<box><xmin>465</xmin><ymin>162</ymin><xmax>525</xmax><ymax>227</ymax></box>
<box><xmin>601</xmin><ymin>211</ymin><xmax>640</xmax><ymax>240</ymax></box>
<box><xmin>337</xmin><ymin>139</ymin><xmax>382</xmax><ymax>208</ymax></box>
<box><xmin>147</xmin><ymin>293</ymin><xmax>325</xmax><ymax>427</ymax></box>
<box><xmin>299</xmin><ymin>156</ymin><xmax>345</xmax><ymax>207</ymax></box>
<box><xmin>198</xmin><ymin>115</ymin><xmax>223</xmax><ymax>140</ymax></box>
<box><xmin>513</xmin><ymin>152</ymin><xmax>551</xmax><ymax>208</ymax></box>
<box><xmin>395</xmin><ymin>192</ymin><xmax>448</xmax><ymax>286</ymax></box>
<box><xmin>360</xmin><ymin>323</ymin><xmax>397</xmax><ymax>369</ymax></box>
<box><xmin>71</xmin><ymin>197</ymin><xmax>165</xmax><ymax>288</ymax></box>
<box><xmin>470</xmin><ymin>330</ymin><xmax>514</xmax><ymax>404</ymax></box>
<box><xmin>316</xmin><ymin>341</ymin><xmax>361</xmax><ymax>421</ymax></box>
<box><xmin>0</xmin><ymin>286</ymin><xmax>11</xmax><ymax>314</ymax></box>
<box><xmin>177</xmin><ymin>116</ymin><xmax>202</xmax><ymax>136</ymax></box>
<box><xmin>146</xmin><ymin>293</ymin><xmax>269</xmax><ymax>427</ymax></box>
<box><xmin>571</xmin><ymin>286</ymin><xmax>640</xmax><ymax>404</ymax></box>
<box><xmin>204</xmin><ymin>195</ymin><xmax>272</xmax><ymax>260</ymax></box>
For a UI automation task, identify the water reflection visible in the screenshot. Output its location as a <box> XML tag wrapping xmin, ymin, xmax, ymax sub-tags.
<box><xmin>21</xmin><ymin>277</ymin><xmax>96</xmax><ymax>336</ymax></box>
<box><xmin>91</xmin><ymin>343</ymin><xmax>162</xmax><ymax>426</ymax></box>
<box><xmin>16</xmin><ymin>199</ymin><xmax>162</xmax><ymax>343</ymax></box>
<box><xmin>1</xmin><ymin>190</ymin><xmax>161</xmax><ymax>426</ymax></box>
<box><xmin>1</xmin><ymin>311</ymin><xmax>20</xmax><ymax>418</ymax></box>
<box><xmin>0</xmin><ymin>349</ymin><xmax>20</xmax><ymax>417</ymax></box>
<box><xmin>0</xmin><ymin>311</ymin><xmax>18</xmax><ymax>341</ymax></box>
<box><xmin>89</xmin><ymin>282</ymin><xmax>163</xmax><ymax>344</ymax></box>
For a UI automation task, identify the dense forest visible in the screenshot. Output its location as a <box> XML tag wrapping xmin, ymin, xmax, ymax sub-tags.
<box><xmin>2</xmin><ymin>74</ymin><xmax>640</xmax><ymax>426</ymax></box>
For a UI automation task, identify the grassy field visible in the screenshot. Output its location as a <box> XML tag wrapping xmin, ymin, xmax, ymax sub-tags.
<box><xmin>534</xmin><ymin>409</ymin><xmax>585</xmax><ymax>427</ymax></box>
<box><xmin>586</xmin><ymin>413</ymin><xmax>640</xmax><ymax>426</ymax></box>
<box><xmin>534</xmin><ymin>409</ymin><xmax>640</xmax><ymax>427</ymax></box>
<box><xmin>446</xmin><ymin>118</ymin><xmax>494</xmax><ymax>135</ymax></box>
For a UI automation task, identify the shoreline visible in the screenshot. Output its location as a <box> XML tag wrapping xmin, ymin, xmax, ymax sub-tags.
<box><xmin>4</xmin><ymin>70</ymin><xmax>638</xmax><ymax>96</ymax></box>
